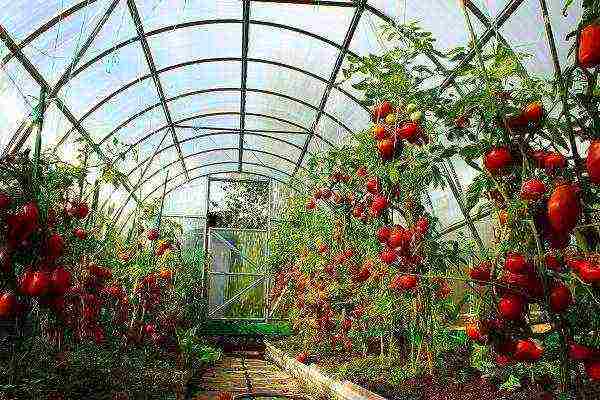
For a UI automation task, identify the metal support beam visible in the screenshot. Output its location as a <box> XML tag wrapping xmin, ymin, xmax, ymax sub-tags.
<box><xmin>294</xmin><ymin>0</ymin><xmax>365</xmax><ymax>175</ymax></box>
<box><xmin>0</xmin><ymin>23</ymin><xmax>142</xmax><ymax>205</ymax></box>
<box><xmin>50</xmin><ymin>0</ymin><xmax>120</xmax><ymax>98</ymax></box>
<box><xmin>116</xmin><ymin>163</ymin><xmax>303</xmax><ymax>232</ymax></box>
<box><xmin>126</xmin><ymin>0</ymin><xmax>189</xmax><ymax>180</ymax></box>
<box><xmin>438</xmin><ymin>0</ymin><xmax>526</xmax><ymax>91</ymax></box>
<box><xmin>239</xmin><ymin>0</ymin><xmax>251</xmax><ymax>171</ymax></box>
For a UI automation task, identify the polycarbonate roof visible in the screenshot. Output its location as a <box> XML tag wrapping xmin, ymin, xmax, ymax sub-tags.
<box><xmin>0</xmin><ymin>0</ymin><xmax>581</xmax><ymax>221</ymax></box>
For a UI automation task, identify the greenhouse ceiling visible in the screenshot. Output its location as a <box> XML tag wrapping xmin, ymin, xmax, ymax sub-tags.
<box><xmin>0</xmin><ymin>0</ymin><xmax>580</xmax><ymax>216</ymax></box>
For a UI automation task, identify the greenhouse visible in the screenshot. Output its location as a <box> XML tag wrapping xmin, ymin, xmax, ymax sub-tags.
<box><xmin>0</xmin><ymin>0</ymin><xmax>600</xmax><ymax>398</ymax></box>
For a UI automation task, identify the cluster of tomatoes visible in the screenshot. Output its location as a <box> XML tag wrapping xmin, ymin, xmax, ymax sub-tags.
<box><xmin>371</xmin><ymin>101</ymin><xmax>429</xmax><ymax>161</ymax></box>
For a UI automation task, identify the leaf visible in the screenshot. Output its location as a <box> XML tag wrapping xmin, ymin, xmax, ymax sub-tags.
<box><xmin>464</xmin><ymin>173</ymin><xmax>490</xmax><ymax>212</ymax></box>
<box><xmin>459</xmin><ymin>144</ymin><xmax>482</xmax><ymax>162</ymax></box>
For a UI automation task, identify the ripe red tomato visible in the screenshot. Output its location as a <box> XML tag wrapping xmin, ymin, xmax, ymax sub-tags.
<box><xmin>22</xmin><ymin>202</ymin><xmax>39</xmax><ymax>224</ymax></box>
<box><xmin>379</xmin><ymin>249</ymin><xmax>397</xmax><ymax>265</ymax></box>
<box><xmin>543</xmin><ymin>152</ymin><xmax>567</xmax><ymax>170</ymax></box>
<box><xmin>391</xmin><ymin>274</ymin><xmax>418</xmax><ymax>290</ymax></box>
<box><xmin>415</xmin><ymin>217</ymin><xmax>429</xmax><ymax>236</ymax></box>
<box><xmin>50</xmin><ymin>267</ymin><xmax>72</xmax><ymax>295</ymax></box>
<box><xmin>73</xmin><ymin>228</ymin><xmax>87</xmax><ymax>240</ymax></box>
<box><xmin>0</xmin><ymin>291</ymin><xmax>17</xmax><ymax>318</ymax></box>
<box><xmin>578</xmin><ymin>23</ymin><xmax>600</xmax><ymax>68</ymax></box>
<box><xmin>376</xmin><ymin>226</ymin><xmax>391</xmax><ymax>243</ymax></box>
<box><xmin>568</xmin><ymin>342</ymin><xmax>596</xmax><ymax>360</ymax></box>
<box><xmin>372</xmin><ymin>124</ymin><xmax>387</xmax><ymax>140</ymax></box>
<box><xmin>377</xmin><ymin>138</ymin><xmax>396</xmax><ymax>160</ymax></box>
<box><xmin>295</xmin><ymin>352</ymin><xmax>309</xmax><ymax>364</ymax></box>
<box><xmin>514</xmin><ymin>339</ymin><xmax>543</xmax><ymax>361</ymax></box>
<box><xmin>27</xmin><ymin>271</ymin><xmax>50</xmax><ymax>297</ymax></box>
<box><xmin>549</xmin><ymin>285</ymin><xmax>572</xmax><ymax>313</ymax></box>
<box><xmin>504</xmin><ymin>253</ymin><xmax>528</xmax><ymax>274</ymax></box>
<box><xmin>45</xmin><ymin>234</ymin><xmax>65</xmax><ymax>259</ymax></box>
<box><xmin>321</xmin><ymin>188</ymin><xmax>332</xmax><ymax>199</ymax></box>
<box><xmin>395</xmin><ymin>122</ymin><xmax>419</xmax><ymax>141</ymax></box>
<box><xmin>547</xmin><ymin>183</ymin><xmax>580</xmax><ymax>234</ymax></box>
<box><xmin>468</xmin><ymin>262</ymin><xmax>491</xmax><ymax>284</ymax></box>
<box><xmin>586</xmin><ymin>141</ymin><xmax>600</xmax><ymax>184</ymax></box>
<box><xmin>465</xmin><ymin>322</ymin><xmax>487</xmax><ymax>343</ymax></box>
<box><xmin>498</xmin><ymin>295</ymin><xmax>524</xmax><ymax>321</ymax></box>
<box><xmin>523</xmin><ymin>102</ymin><xmax>543</xmax><ymax>123</ymax></box>
<box><xmin>585</xmin><ymin>360</ymin><xmax>600</xmax><ymax>381</ymax></box>
<box><xmin>0</xmin><ymin>192</ymin><xmax>11</xmax><ymax>209</ymax></box>
<box><xmin>372</xmin><ymin>101</ymin><xmax>393</xmax><ymax>121</ymax></box>
<box><xmin>520</xmin><ymin>179</ymin><xmax>546</xmax><ymax>201</ymax></box>
<box><xmin>147</xmin><ymin>229</ymin><xmax>159</xmax><ymax>241</ymax></box>
<box><xmin>484</xmin><ymin>147</ymin><xmax>513</xmax><ymax>172</ymax></box>
<box><xmin>366</xmin><ymin>177</ymin><xmax>380</xmax><ymax>194</ymax></box>
<box><xmin>530</xmin><ymin>150</ymin><xmax>547</xmax><ymax>168</ymax></box>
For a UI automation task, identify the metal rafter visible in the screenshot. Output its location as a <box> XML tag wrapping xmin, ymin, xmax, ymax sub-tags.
<box><xmin>174</xmin><ymin>125</ymin><xmax>304</xmax><ymax>135</ymax></box>
<box><xmin>88</xmin><ymin>88</ymin><xmax>352</xmax><ymax>150</ymax></box>
<box><xmin>126</xmin><ymin>0</ymin><xmax>189</xmax><ymax>180</ymax></box>
<box><xmin>55</xmin><ymin>57</ymin><xmax>365</xmax><ymax>149</ymax></box>
<box><xmin>239</xmin><ymin>0</ymin><xmax>251</xmax><ymax>171</ymax></box>
<box><xmin>0</xmin><ymin>0</ymin><xmax>102</xmax><ymax>67</ymax></box>
<box><xmin>438</xmin><ymin>0</ymin><xmax>527</xmax><ymax>91</ymax></box>
<box><xmin>294</xmin><ymin>0</ymin><xmax>365</xmax><ymax>175</ymax></box>
<box><xmin>114</xmin><ymin>161</ymin><xmax>304</xmax><ymax>230</ymax></box>
<box><xmin>0</xmin><ymin>23</ymin><xmax>141</xmax><ymax>205</ymax></box>
<box><xmin>50</xmin><ymin>0</ymin><xmax>120</xmax><ymax>98</ymax></box>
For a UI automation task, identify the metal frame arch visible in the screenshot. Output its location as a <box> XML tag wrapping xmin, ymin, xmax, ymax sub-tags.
<box><xmin>115</xmin><ymin>161</ymin><xmax>306</xmax><ymax>230</ymax></box>
<box><xmin>118</xmin><ymin>111</ymin><xmax>334</xmax><ymax>160</ymax></box>
<box><xmin>79</xmin><ymin>87</ymin><xmax>351</xmax><ymax>153</ymax></box>
<box><xmin>55</xmin><ymin>56</ymin><xmax>367</xmax><ymax>148</ymax></box>
<box><xmin>128</xmin><ymin>144</ymin><xmax>302</xmax><ymax>184</ymax></box>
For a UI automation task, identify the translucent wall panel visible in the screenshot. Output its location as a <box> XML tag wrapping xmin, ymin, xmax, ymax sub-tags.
<box><xmin>247</xmin><ymin>131</ymin><xmax>308</xmax><ymax>149</ymax></box>
<box><xmin>499</xmin><ymin>0</ymin><xmax>581</xmax><ymax>75</ymax></box>
<box><xmin>245</xmin><ymin>91</ymin><xmax>317</xmax><ymax>132</ymax></box>
<box><xmin>177</xmin><ymin>114</ymin><xmax>240</xmax><ymax>140</ymax></box>
<box><xmin>40</xmin><ymin>103</ymin><xmax>74</xmax><ymax>150</ymax></box>
<box><xmin>127</xmin><ymin>134</ymin><xmax>173</xmax><ymax>175</ymax></box>
<box><xmin>242</xmin><ymin>134</ymin><xmax>302</xmax><ymax>165</ymax></box>
<box><xmin>349</xmin><ymin>9</ymin><xmax>389</xmax><ymax>55</ymax></box>
<box><xmin>161</xmin><ymin>61</ymin><xmax>241</xmax><ymax>99</ymax></box>
<box><xmin>367</xmin><ymin>0</ymin><xmax>484</xmax><ymax>52</ymax></box>
<box><xmin>163</xmin><ymin>177</ymin><xmax>208</xmax><ymax>216</ymax></box>
<box><xmin>242</xmin><ymin>150</ymin><xmax>296</xmax><ymax>177</ymax></box>
<box><xmin>325</xmin><ymin>88</ymin><xmax>370</xmax><ymax>133</ymax></box>
<box><xmin>78</xmin><ymin>0</ymin><xmax>137</xmax><ymax>68</ymax></box>
<box><xmin>247</xmin><ymin>61</ymin><xmax>326</xmax><ymax>109</ymax></box>
<box><xmin>2</xmin><ymin>60</ymin><xmax>41</xmax><ymax>108</ymax></box>
<box><xmin>0</xmin><ymin>62</ymin><xmax>34</xmax><ymax>151</ymax></box>
<box><xmin>248</xmin><ymin>23</ymin><xmax>340</xmax><ymax>79</ymax></box>
<box><xmin>0</xmin><ymin>0</ymin><xmax>83</xmax><ymax>41</ymax></box>
<box><xmin>19</xmin><ymin>1</ymin><xmax>112</xmax><ymax>86</ymax></box>
<box><xmin>315</xmin><ymin>115</ymin><xmax>350</xmax><ymax>146</ymax></box>
<box><xmin>81</xmin><ymin>79</ymin><xmax>160</xmax><ymax>142</ymax></box>
<box><xmin>104</xmin><ymin>107</ymin><xmax>167</xmax><ymax>146</ymax></box>
<box><xmin>185</xmin><ymin>149</ymin><xmax>239</xmax><ymax>172</ymax></box>
<box><xmin>180</xmin><ymin>132</ymin><xmax>239</xmax><ymax>155</ymax></box>
<box><xmin>148</xmin><ymin>24</ymin><xmax>242</xmax><ymax>70</ymax></box>
<box><xmin>137</xmin><ymin>0</ymin><xmax>242</xmax><ymax>33</ymax></box>
<box><xmin>251</xmin><ymin>2</ymin><xmax>354</xmax><ymax>46</ymax></box>
<box><xmin>168</xmin><ymin>91</ymin><xmax>241</xmax><ymax>123</ymax></box>
<box><xmin>244</xmin><ymin>114</ymin><xmax>307</xmax><ymax>133</ymax></box>
<box><xmin>242</xmin><ymin>163</ymin><xmax>294</xmax><ymax>185</ymax></box>
<box><xmin>307</xmin><ymin>136</ymin><xmax>332</xmax><ymax>159</ymax></box>
<box><xmin>60</xmin><ymin>41</ymin><xmax>149</xmax><ymax>118</ymax></box>
<box><xmin>427</xmin><ymin>188</ymin><xmax>463</xmax><ymax>228</ymax></box>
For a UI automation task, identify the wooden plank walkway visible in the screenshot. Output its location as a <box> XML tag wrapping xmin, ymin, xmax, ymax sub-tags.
<box><xmin>193</xmin><ymin>354</ymin><xmax>310</xmax><ymax>399</ymax></box>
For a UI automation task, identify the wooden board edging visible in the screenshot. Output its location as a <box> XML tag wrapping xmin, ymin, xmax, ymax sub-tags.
<box><xmin>264</xmin><ymin>341</ymin><xmax>387</xmax><ymax>400</ymax></box>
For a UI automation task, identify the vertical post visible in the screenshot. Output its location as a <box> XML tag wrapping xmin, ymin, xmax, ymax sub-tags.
<box><xmin>31</xmin><ymin>88</ymin><xmax>47</xmax><ymax>195</ymax></box>
<box><xmin>202</xmin><ymin>177</ymin><xmax>212</xmax><ymax>302</ymax></box>
<box><xmin>153</xmin><ymin>171</ymin><xmax>169</xmax><ymax>268</ymax></box>
<box><xmin>264</xmin><ymin>179</ymin><xmax>273</xmax><ymax>322</ymax></box>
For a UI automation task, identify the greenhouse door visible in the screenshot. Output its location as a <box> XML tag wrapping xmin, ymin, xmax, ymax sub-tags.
<box><xmin>206</xmin><ymin>227</ymin><xmax>270</xmax><ymax>320</ymax></box>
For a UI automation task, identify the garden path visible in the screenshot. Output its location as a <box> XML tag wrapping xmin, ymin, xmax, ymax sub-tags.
<box><xmin>193</xmin><ymin>352</ymin><xmax>309</xmax><ymax>399</ymax></box>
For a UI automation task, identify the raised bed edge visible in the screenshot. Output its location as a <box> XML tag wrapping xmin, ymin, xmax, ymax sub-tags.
<box><xmin>264</xmin><ymin>341</ymin><xmax>387</xmax><ymax>400</ymax></box>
